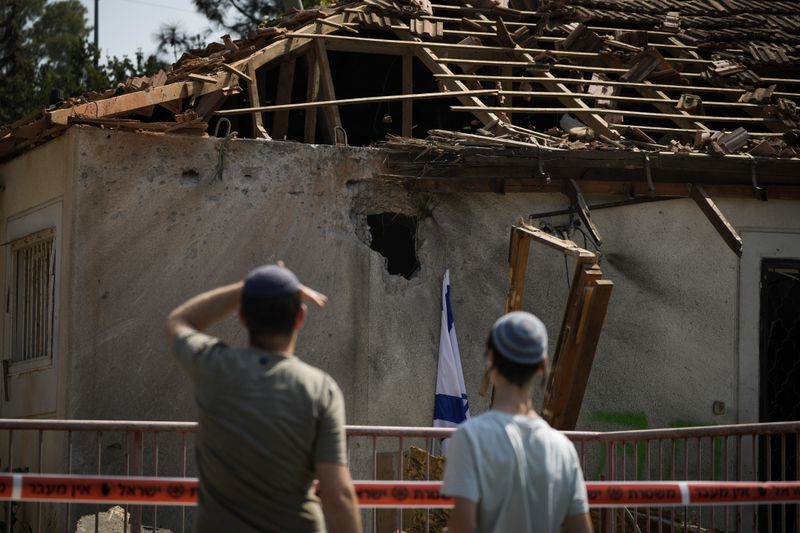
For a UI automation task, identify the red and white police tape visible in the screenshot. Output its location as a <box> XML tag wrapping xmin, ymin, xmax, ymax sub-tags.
<box><xmin>0</xmin><ymin>474</ymin><xmax>799</xmax><ymax>508</ymax></box>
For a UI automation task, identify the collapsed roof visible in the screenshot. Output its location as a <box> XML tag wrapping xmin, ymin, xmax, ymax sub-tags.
<box><xmin>2</xmin><ymin>0</ymin><xmax>799</xmax><ymax>199</ymax></box>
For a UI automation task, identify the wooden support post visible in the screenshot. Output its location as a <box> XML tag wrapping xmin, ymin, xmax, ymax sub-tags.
<box><xmin>313</xmin><ymin>39</ymin><xmax>342</xmax><ymax>142</ymax></box>
<box><xmin>690</xmin><ymin>184</ymin><xmax>743</xmax><ymax>256</ymax></box>
<box><xmin>273</xmin><ymin>57</ymin><xmax>297</xmax><ymax>140</ymax></box>
<box><xmin>505</xmin><ymin>226</ymin><xmax>532</xmax><ymax>313</ymax></box>
<box><xmin>549</xmin><ymin>278</ymin><xmax>613</xmax><ymax>430</ymax></box>
<box><xmin>402</xmin><ymin>54</ymin><xmax>413</xmax><ymax>137</ymax></box>
<box><xmin>304</xmin><ymin>49</ymin><xmax>321</xmax><ymax>144</ymax></box>
<box><xmin>564</xmin><ymin>179</ymin><xmax>602</xmax><ymax>247</ymax></box>
<box><xmin>246</xmin><ymin>63</ymin><xmax>270</xmax><ymax>139</ymax></box>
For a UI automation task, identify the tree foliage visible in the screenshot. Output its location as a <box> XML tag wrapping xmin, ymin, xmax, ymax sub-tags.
<box><xmin>193</xmin><ymin>0</ymin><xmax>283</xmax><ymax>36</ymax></box>
<box><xmin>155</xmin><ymin>23</ymin><xmax>212</xmax><ymax>61</ymax></box>
<box><xmin>0</xmin><ymin>0</ymin><xmax>165</xmax><ymax>125</ymax></box>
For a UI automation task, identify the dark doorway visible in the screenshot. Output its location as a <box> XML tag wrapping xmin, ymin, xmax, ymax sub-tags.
<box><xmin>367</xmin><ymin>213</ymin><xmax>420</xmax><ymax>279</ymax></box>
<box><xmin>758</xmin><ymin>259</ymin><xmax>800</xmax><ymax>532</ymax></box>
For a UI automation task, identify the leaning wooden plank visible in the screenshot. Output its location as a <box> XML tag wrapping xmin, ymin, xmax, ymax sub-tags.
<box><xmin>272</xmin><ymin>57</ymin><xmax>297</xmax><ymax>140</ymax></box>
<box><xmin>549</xmin><ymin>256</ymin><xmax>599</xmax><ymax>372</ymax></box>
<box><xmin>504</xmin><ymin>226</ymin><xmax>532</xmax><ymax>313</ymax></box>
<box><xmin>550</xmin><ymin>278</ymin><xmax>613</xmax><ymax>430</ymax></box>
<box><xmin>216</xmin><ymin>89</ymin><xmax>499</xmax><ymax>115</ymax></box>
<box><xmin>47</xmin><ymin>76</ymin><xmax>230</xmax><ymax>126</ymax></box>
<box><xmin>690</xmin><ymin>184</ymin><xmax>743</xmax><ymax>257</ymax></box>
<box><xmin>513</xmin><ymin>224</ymin><xmax>596</xmax><ymax>259</ymax></box>
<box><xmin>545</xmin><ymin>266</ymin><xmax>602</xmax><ymax>428</ymax></box>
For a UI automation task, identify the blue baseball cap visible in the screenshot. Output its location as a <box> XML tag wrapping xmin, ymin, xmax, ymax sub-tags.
<box><xmin>243</xmin><ymin>265</ymin><xmax>300</xmax><ymax>298</ymax></box>
<box><xmin>490</xmin><ymin>311</ymin><xmax>548</xmax><ymax>365</ymax></box>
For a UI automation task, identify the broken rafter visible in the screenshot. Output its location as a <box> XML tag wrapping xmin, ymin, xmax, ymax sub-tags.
<box><xmin>511</xmin><ymin>224</ymin><xmax>596</xmax><ymax>259</ymax></box>
<box><xmin>450</xmin><ymin>106</ymin><xmax>780</xmax><ymax>124</ymax></box>
<box><xmin>216</xmin><ymin>89</ymin><xmax>499</xmax><ymax>115</ymax></box>
<box><xmin>607</xmin><ymin>124</ymin><xmax>783</xmax><ymax>137</ymax></box>
<box><xmin>433</xmin><ymin>74</ymin><xmax>800</xmax><ymax>99</ymax></box>
<box><xmin>500</xmin><ymin>91</ymin><xmax>766</xmax><ymax>109</ymax></box>
<box><xmin>690</xmin><ymin>184</ymin><xmax>743</xmax><ymax>256</ymax></box>
<box><xmin>47</xmin><ymin>75</ymin><xmax>232</xmax><ymax>126</ymax></box>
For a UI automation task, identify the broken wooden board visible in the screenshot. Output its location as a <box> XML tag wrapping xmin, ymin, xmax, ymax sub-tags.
<box><xmin>504</xmin><ymin>223</ymin><xmax>611</xmax><ymax>431</ymax></box>
<box><xmin>690</xmin><ymin>184</ymin><xmax>743</xmax><ymax>256</ymax></box>
<box><xmin>47</xmin><ymin>75</ymin><xmax>232</xmax><ymax>126</ymax></box>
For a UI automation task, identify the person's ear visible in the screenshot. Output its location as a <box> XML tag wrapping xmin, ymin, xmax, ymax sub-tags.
<box><xmin>293</xmin><ymin>303</ymin><xmax>308</xmax><ymax>331</ymax></box>
<box><xmin>238</xmin><ymin>309</ymin><xmax>248</xmax><ymax>329</ymax></box>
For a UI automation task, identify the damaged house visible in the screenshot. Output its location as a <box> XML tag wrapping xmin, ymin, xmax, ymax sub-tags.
<box><xmin>0</xmin><ymin>0</ymin><xmax>798</xmax><ymax>500</ymax></box>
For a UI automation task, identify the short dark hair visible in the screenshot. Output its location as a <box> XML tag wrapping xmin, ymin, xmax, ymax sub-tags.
<box><xmin>240</xmin><ymin>291</ymin><xmax>302</xmax><ymax>337</ymax></box>
<box><xmin>487</xmin><ymin>335</ymin><xmax>544</xmax><ymax>387</ymax></box>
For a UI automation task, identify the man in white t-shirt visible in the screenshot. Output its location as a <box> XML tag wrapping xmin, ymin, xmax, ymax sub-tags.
<box><xmin>441</xmin><ymin>311</ymin><xmax>593</xmax><ymax>533</ymax></box>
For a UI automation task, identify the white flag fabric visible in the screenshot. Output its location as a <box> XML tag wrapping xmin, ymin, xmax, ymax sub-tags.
<box><xmin>434</xmin><ymin>270</ymin><xmax>470</xmax><ymax>429</ymax></box>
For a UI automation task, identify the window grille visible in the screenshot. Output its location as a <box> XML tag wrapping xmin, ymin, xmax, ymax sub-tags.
<box><xmin>8</xmin><ymin>228</ymin><xmax>56</xmax><ymax>362</ymax></box>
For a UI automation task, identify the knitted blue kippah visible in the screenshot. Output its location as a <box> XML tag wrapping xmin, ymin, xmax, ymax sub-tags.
<box><xmin>243</xmin><ymin>265</ymin><xmax>300</xmax><ymax>298</ymax></box>
<box><xmin>490</xmin><ymin>311</ymin><xmax>548</xmax><ymax>365</ymax></box>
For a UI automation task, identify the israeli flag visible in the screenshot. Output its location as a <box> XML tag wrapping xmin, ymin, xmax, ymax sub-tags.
<box><xmin>434</xmin><ymin>270</ymin><xmax>470</xmax><ymax>430</ymax></box>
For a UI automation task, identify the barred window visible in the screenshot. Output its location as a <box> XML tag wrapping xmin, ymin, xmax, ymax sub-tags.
<box><xmin>8</xmin><ymin>228</ymin><xmax>56</xmax><ymax>362</ymax></box>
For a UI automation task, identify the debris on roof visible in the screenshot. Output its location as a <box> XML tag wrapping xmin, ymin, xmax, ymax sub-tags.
<box><xmin>1</xmin><ymin>0</ymin><xmax>799</xmax><ymax>169</ymax></box>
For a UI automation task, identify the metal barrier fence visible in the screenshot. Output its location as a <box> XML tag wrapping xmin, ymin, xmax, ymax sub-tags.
<box><xmin>0</xmin><ymin>419</ymin><xmax>796</xmax><ymax>533</ymax></box>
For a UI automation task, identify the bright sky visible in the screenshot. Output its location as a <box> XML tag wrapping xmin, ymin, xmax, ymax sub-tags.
<box><xmin>77</xmin><ymin>0</ymin><xmax>226</xmax><ymax>61</ymax></box>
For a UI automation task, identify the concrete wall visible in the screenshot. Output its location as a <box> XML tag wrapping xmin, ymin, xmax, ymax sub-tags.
<box><xmin>60</xmin><ymin>127</ymin><xmax>800</xmax><ymax>436</ymax></box>
<box><xmin>1</xmin><ymin>127</ymin><xmax>799</xmax><ymax>529</ymax></box>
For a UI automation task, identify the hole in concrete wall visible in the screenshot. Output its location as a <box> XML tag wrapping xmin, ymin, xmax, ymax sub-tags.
<box><xmin>180</xmin><ymin>169</ymin><xmax>200</xmax><ymax>188</ymax></box>
<box><xmin>367</xmin><ymin>213</ymin><xmax>420</xmax><ymax>279</ymax></box>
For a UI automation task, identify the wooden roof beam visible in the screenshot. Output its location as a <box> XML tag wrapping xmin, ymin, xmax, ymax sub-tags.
<box><xmin>47</xmin><ymin>74</ymin><xmax>233</xmax><ymax>126</ymax></box>
<box><xmin>690</xmin><ymin>184</ymin><xmax>743</xmax><ymax>256</ymax></box>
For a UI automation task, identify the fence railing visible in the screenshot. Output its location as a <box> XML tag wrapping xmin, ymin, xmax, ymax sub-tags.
<box><xmin>0</xmin><ymin>419</ymin><xmax>796</xmax><ymax>533</ymax></box>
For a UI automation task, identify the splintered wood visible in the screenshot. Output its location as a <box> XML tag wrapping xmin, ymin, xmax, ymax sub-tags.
<box><xmin>505</xmin><ymin>224</ymin><xmax>613</xmax><ymax>431</ymax></box>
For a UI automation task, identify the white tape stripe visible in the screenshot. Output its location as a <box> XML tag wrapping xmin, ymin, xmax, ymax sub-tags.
<box><xmin>11</xmin><ymin>474</ymin><xmax>22</xmax><ymax>501</ymax></box>
<box><xmin>679</xmin><ymin>481</ymin><xmax>689</xmax><ymax>506</ymax></box>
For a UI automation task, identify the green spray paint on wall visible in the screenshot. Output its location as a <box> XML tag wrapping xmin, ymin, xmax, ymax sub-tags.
<box><xmin>589</xmin><ymin>411</ymin><xmax>723</xmax><ymax>480</ymax></box>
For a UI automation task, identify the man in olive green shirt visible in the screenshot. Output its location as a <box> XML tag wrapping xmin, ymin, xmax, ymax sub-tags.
<box><xmin>165</xmin><ymin>264</ymin><xmax>361</xmax><ymax>533</ymax></box>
